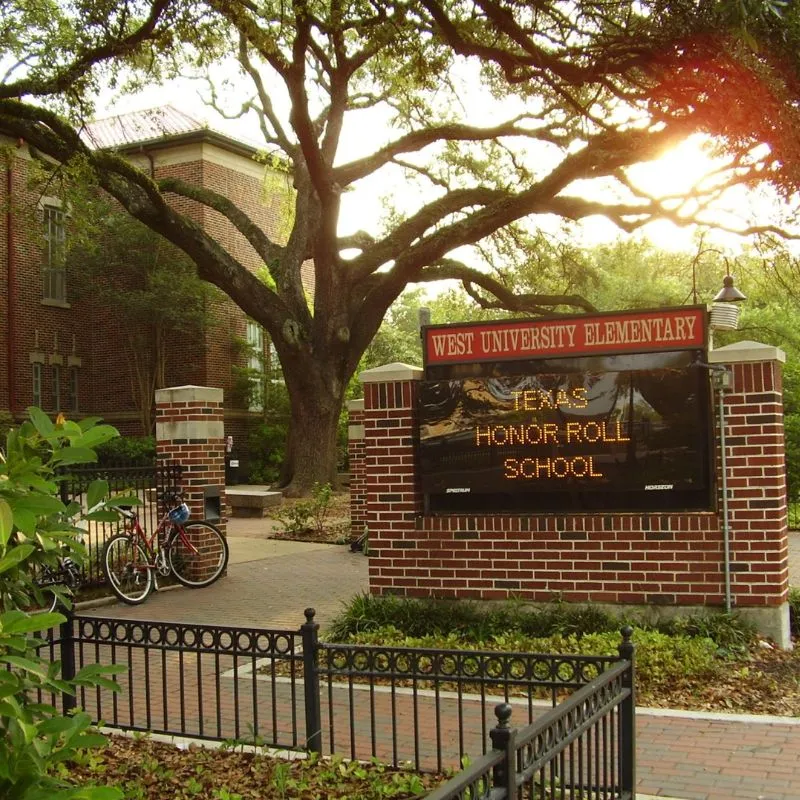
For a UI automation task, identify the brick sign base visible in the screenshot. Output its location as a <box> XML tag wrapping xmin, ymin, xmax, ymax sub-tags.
<box><xmin>349</xmin><ymin>344</ymin><xmax>791</xmax><ymax>648</ymax></box>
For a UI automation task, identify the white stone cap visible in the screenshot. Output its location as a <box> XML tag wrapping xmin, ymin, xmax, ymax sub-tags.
<box><xmin>709</xmin><ymin>340</ymin><xmax>786</xmax><ymax>365</ymax></box>
<box><xmin>347</xmin><ymin>398</ymin><xmax>365</xmax><ymax>412</ymax></box>
<box><xmin>155</xmin><ymin>385</ymin><xmax>224</xmax><ymax>404</ymax></box>
<box><xmin>359</xmin><ymin>362</ymin><xmax>423</xmax><ymax>383</ymax></box>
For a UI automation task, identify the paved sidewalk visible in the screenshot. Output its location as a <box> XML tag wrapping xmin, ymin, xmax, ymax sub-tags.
<box><xmin>93</xmin><ymin>521</ymin><xmax>369</xmax><ymax>630</ymax></box>
<box><xmin>86</xmin><ymin>522</ymin><xmax>800</xmax><ymax>800</ymax></box>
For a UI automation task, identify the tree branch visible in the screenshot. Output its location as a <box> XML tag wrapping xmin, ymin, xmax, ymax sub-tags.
<box><xmin>417</xmin><ymin>259</ymin><xmax>598</xmax><ymax>313</ymax></box>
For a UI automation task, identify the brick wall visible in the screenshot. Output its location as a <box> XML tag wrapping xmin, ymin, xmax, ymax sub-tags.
<box><xmin>356</xmin><ymin>346</ymin><xmax>791</xmax><ymax>645</ymax></box>
<box><xmin>1</xmin><ymin>137</ymin><xmax>287</xmax><ymax>449</ymax></box>
<box><xmin>348</xmin><ymin>398</ymin><xmax>367</xmax><ymax>533</ymax></box>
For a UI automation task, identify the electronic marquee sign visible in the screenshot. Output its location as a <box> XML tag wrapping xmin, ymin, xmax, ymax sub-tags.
<box><xmin>419</xmin><ymin>307</ymin><xmax>713</xmax><ymax>513</ymax></box>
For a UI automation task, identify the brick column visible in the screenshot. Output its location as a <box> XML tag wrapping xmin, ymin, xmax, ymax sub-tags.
<box><xmin>348</xmin><ymin>399</ymin><xmax>367</xmax><ymax>537</ymax></box>
<box><xmin>359</xmin><ymin>363</ymin><xmax>424</xmax><ymax>594</ymax></box>
<box><xmin>709</xmin><ymin>341</ymin><xmax>789</xmax><ymax>644</ymax></box>
<box><xmin>155</xmin><ymin>385</ymin><xmax>226</xmax><ymax>536</ymax></box>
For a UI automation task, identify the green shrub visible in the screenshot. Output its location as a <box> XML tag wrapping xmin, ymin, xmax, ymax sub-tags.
<box><xmin>790</xmin><ymin>587</ymin><xmax>800</xmax><ymax>638</ymax></box>
<box><xmin>272</xmin><ymin>483</ymin><xmax>333</xmax><ymax>535</ymax></box>
<box><xmin>329</xmin><ymin>594</ymin><xmax>757</xmax><ymax>654</ymax></box>
<box><xmin>246</xmin><ymin>417</ymin><xmax>288</xmax><ymax>484</ymax></box>
<box><xmin>1</xmin><ymin>408</ymin><xmax>129</xmax><ymax>799</ymax></box>
<box><xmin>95</xmin><ymin>435</ymin><xmax>155</xmax><ymax>465</ymax></box>
<box><xmin>659</xmin><ymin>611</ymin><xmax>756</xmax><ymax>654</ymax></box>
<box><xmin>345</xmin><ymin>627</ymin><xmax>720</xmax><ymax>692</ymax></box>
<box><xmin>328</xmin><ymin>594</ymin><xmax>622</xmax><ymax>642</ymax></box>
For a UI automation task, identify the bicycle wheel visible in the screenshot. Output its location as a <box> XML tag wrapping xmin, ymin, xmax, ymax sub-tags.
<box><xmin>167</xmin><ymin>522</ymin><xmax>229</xmax><ymax>588</ymax></box>
<box><xmin>35</xmin><ymin>569</ymin><xmax>63</xmax><ymax>613</ymax></box>
<box><xmin>102</xmin><ymin>535</ymin><xmax>153</xmax><ymax>605</ymax></box>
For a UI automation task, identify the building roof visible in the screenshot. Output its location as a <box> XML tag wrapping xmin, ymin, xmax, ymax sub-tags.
<box><xmin>83</xmin><ymin>105</ymin><xmax>260</xmax><ymax>157</ymax></box>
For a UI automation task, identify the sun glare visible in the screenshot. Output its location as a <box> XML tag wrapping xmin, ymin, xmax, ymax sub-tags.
<box><xmin>628</xmin><ymin>136</ymin><xmax>722</xmax><ymax>198</ymax></box>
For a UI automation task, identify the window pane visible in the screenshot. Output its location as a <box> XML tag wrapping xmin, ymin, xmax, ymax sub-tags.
<box><xmin>69</xmin><ymin>367</ymin><xmax>79</xmax><ymax>412</ymax></box>
<box><xmin>42</xmin><ymin>205</ymin><xmax>66</xmax><ymax>302</ymax></box>
<box><xmin>52</xmin><ymin>365</ymin><xmax>61</xmax><ymax>411</ymax></box>
<box><xmin>32</xmin><ymin>364</ymin><xmax>42</xmax><ymax>407</ymax></box>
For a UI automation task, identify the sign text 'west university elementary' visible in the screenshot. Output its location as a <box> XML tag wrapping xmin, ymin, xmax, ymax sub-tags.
<box><xmin>424</xmin><ymin>307</ymin><xmax>707</xmax><ymax>364</ymax></box>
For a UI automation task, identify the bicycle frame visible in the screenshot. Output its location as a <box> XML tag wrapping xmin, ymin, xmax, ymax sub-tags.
<box><xmin>119</xmin><ymin>507</ymin><xmax>201</xmax><ymax>570</ymax></box>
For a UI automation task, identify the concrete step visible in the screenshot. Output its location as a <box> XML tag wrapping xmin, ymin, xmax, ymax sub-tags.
<box><xmin>225</xmin><ymin>486</ymin><xmax>283</xmax><ymax>518</ymax></box>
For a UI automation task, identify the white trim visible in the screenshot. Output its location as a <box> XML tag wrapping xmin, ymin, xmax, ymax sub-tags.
<box><xmin>359</xmin><ymin>362</ymin><xmax>423</xmax><ymax>383</ymax></box>
<box><xmin>709</xmin><ymin>339</ymin><xmax>786</xmax><ymax>364</ymax></box>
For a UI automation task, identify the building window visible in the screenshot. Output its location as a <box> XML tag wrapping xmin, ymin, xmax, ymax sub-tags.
<box><xmin>245</xmin><ymin>320</ymin><xmax>265</xmax><ymax>412</ymax></box>
<box><xmin>32</xmin><ymin>363</ymin><xmax>42</xmax><ymax>407</ymax></box>
<box><xmin>52</xmin><ymin>364</ymin><xmax>61</xmax><ymax>411</ymax></box>
<box><xmin>42</xmin><ymin>205</ymin><xmax>66</xmax><ymax>302</ymax></box>
<box><xmin>69</xmin><ymin>367</ymin><xmax>79</xmax><ymax>412</ymax></box>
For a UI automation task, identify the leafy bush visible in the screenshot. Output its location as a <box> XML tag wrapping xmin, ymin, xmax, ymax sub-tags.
<box><xmin>271</xmin><ymin>483</ymin><xmax>333</xmax><ymax>536</ymax></box>
<box><xmin>790</xmin><ymin>587</ymin><xmax>800</xmax><ymax>638</ymax></box>
<box><xmin>0</xmin><ymin>408</ymin><xmax>131</xmax><ymax>799</ymax></box>
<box><xmin>328</xmin><ymin>594</ymin><xmax>757</xmax><ymax>653</ymax></box>
<box><xmin>94</xmin><ymin>435</ymin><xmax>155</xmax><ymax>466</ymax></box>
<box><xmin>345</xmin><ymin>626</ymin><xmax>720</xmax><ymax>693</ymax></box>
<box><xmin>328</xmin><ymin>594</ymin><xmax>622</xmax><ymax>642</ymax></box>
<box><xmin>246</xmin><ymin>417</ymin><xmax>288</xmax><ymax>484</ymax></box>
<box><xmin>659</xmin><ymin>611</ymin><xmax>755</xmax><ymax>654</ymax></box>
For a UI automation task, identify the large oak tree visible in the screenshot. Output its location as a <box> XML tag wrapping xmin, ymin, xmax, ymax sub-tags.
<box><xmin>1</xmin><ymin>0</ymin><xmax>799</xmax><ymax>493</ymax></box>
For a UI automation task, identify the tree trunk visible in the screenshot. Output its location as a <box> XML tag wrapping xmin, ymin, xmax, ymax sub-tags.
<box><xmin>279</xmin><ymin>355</ymin><xmax>347</xmax><ymax>497</ymax></box>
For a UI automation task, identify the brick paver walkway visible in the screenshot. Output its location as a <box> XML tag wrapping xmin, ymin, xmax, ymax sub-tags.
<box><xmin>79</xmin><ymin>530</ymin><xmax>800</xmax><ymax>800</ymax></box>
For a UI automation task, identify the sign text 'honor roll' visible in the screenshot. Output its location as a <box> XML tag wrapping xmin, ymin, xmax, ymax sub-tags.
<box><xmin>424</xmin><ymin>307</ymin><xmax>706</xmax><ymax>365</ymax></box>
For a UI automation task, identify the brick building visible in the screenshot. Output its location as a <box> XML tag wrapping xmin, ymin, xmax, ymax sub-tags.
<box><xmin>0</xmin><ymin>106</ymin><xmax>303</xmax><ymax>458</ymax></box>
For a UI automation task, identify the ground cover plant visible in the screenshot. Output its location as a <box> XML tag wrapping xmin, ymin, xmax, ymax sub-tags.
<box><xmin>327</xmin><ymin>594</ymin><xmax>800</xmax><ymax>717</ymax></box>
<box><xmin>267</xmin><ymin>487</ymin><xmax>352</xmax><ymax>545</ymax></box>
<box><xmin>66</xmin><ymin>734</ymin><xmax>444</xmax><ymax>800</ymax></box>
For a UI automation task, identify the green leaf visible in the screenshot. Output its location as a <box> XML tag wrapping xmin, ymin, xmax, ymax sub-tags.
<box><xmin>0</xmin><ymin>655</ymin><xmax>50</xmax><ymax>677</ymax></box>
<box><xmin>0</xmin><ymin>499</ymin><xmax>12</xmax><ymax>547</ymax></box>
<box><xmin>51</xmin><ymin>447</ymin><xmax>98</xmax><ymax>466</ymax></box>
<box><xmin>83</xmin><ymin>510</ymin><xmax>119</xmax><ymax>523</ymax></box>
<box><xmin>73</xmin><ymin>426</ymin><xmax>118</xmax><ymax>450</ymax></box>
<box><xmin>27</xmin><ymin>406</ymin><xmax>55</xmax><ymax>437</ymax></box>
<box><xmin>77</xmin><ymin>416</ymin><xmax>104</xmax><ymax>432</ymax></box>
<box><xmin>104</xmin><ymin>494</ymin><xmax>142</xmax><ymax>508</ymax></box>
<box><xmin>3</xmin><ymin>612</ymin><xmax>65</xmax><ymax>634</ymax></box>
<box><xmin>0</xmin><ymin>543</ymin><xmax>35</xmax><ymax>574</ymax></box>
<box><xmin>38</xmin><ymin>716</ymin><xmax>77</xmax><ymax>735</ymax></box>
<box><xmin>85</xmin><ymin>479</ymin><xmax>109</xmax><ymax>514</ymax></box>
<box><xmin>12</xmin><ymin>493</ymin><xmax>65</xmax><ymax>517</ymax></box>
<box><xmin>11</xmin><ymin>508</ymin><xmax>37</xmax><ymax>535</ymax></box>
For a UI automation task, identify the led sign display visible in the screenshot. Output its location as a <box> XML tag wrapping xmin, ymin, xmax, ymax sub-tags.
<box><xmin>419</xmin><ymin>309</ymin><xmax>713</xmax><ymax>513</ymax></box>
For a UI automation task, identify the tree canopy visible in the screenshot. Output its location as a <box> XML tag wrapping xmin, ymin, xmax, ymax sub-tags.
<box><xmin>2</xmin><ymin>0</ymin><xmax>800</xmax><ymax>492</ymax></box>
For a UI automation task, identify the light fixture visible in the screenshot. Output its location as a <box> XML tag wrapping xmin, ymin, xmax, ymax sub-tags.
<box><xmin>709</xmin><ymin>272</ymin><xmax>746</xmax><ymax>331</ymax></box>
<box><xmin>712</xmin><ymin>274</ymin><xmax>747</xmax><ymax>303</ymax></box>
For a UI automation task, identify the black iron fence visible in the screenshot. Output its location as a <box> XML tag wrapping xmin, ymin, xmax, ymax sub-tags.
<box><xmin>425</xmin><ymin>638</ymin><xmax>635</xmax><ymax>800</ymax></box>
<box><xmin>58</xmin><ymin>462</ymin><xmax>182</xmax><ymax>586</ymax></box>
<box><xmin>42</xmin><ymin>608</ymin><xmax>635</xmax><ymax>778</ymax></box>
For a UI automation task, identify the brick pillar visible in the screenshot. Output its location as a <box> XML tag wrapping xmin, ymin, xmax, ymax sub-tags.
<box><xmin>709</xmin><ymin>341</ymin><xmax>789</xmax><ymax>645</ymax></box>
<box><xmin>348</xmin><ymin>398</ymin><xmax>367</xmax><ymax>537</ymax></box>
<box><xmin>359</xmin><ymin>363</ymin><xmax>424</xmax><ymax>595</ymax></box>
<box><xmin>155</xmin><ymin>385</ymin><xmax>226</xmax><ymax>536</ymax></box>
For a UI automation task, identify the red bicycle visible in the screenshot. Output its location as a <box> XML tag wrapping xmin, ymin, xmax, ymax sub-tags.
<box><xmin>101</xmin><ymin>492</ymin><xmax>229</xmax><ymax>605</ymax></box>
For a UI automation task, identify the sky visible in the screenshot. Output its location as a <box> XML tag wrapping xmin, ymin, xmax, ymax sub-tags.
<box><xmin>94</xmin><ymin>66</ymin><xmax>795</xmax><ymax>278</ymax></box>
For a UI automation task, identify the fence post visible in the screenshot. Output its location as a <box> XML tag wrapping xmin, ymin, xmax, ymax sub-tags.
<box><xmin>618</xmin><ymin>625</ymin><xmax>636</xmax><ymax>797</ymax></box>
<box><xmin>489</xmin><ymin>702</ymin><xmax>516</xmax><ymax>795</ymax></box>
<box><xmin>301</xmin><ymin>607</ymin><xmax>322</xmax><ymax>754</ymax></box>
<box><xmin>59</xmin><ymin>609</ymin><xmax>77</xmax><ymax>716</ymax></box>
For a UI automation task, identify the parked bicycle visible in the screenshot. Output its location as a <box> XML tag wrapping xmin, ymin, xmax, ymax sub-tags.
<box><xmin>35</xmin><ymin>553</ymin><xmax>83</xmax><ymax>613</ymax></box>
<box><xmin>102</xmin><ymin>492</ymin><xmax>229</xmax><ymax>605</ymax></box>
